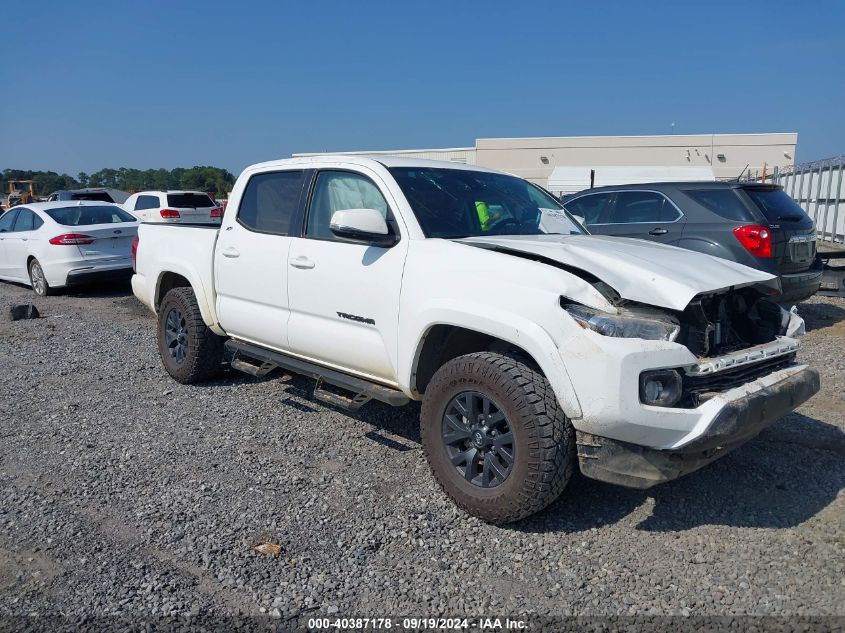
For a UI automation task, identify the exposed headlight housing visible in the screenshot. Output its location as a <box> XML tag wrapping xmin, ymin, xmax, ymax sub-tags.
<box><xmin>563</xmin><ymin>303</ymin><xmax>681</xmax><ymax>342</ymax></box>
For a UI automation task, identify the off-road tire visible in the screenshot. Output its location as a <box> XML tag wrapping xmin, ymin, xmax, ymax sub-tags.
<box><xmin>157</xmin><ymin>287</ymin><xmax>225</xmax><ymax>384</ymax></box>
<box><xmin>421</xmin><ymin>351</ymin><xmax>575</xmax><ymax>524</ymax></box>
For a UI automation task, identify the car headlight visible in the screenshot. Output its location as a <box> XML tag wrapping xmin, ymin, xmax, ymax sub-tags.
<box><xmin>563</xmin><ymin>303</ymin><xmax>681</xmax><ymax>342</ymax></box>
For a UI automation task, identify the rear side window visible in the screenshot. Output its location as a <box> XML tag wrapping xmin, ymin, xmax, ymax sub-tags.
<box><xmin>13</xmin><ymin>209</ymin><xmax>42</xmax><ymax>231</ymax></box>
<box><xmin>237</xmin><ymin>170</ymin><xmax>304</xmax><ymax>235</ymax></box>
<box><xmin>134</xmin><ymin>195</ymin><xmax>160</xmax><ymax>211</ymax></box>
<box><xmin>45</xmin><ymin>205</ymin><xmax>137</xmax><ymax>225</ymax></box>
<box><xmin>564</xmin><ymin>193</ymin><xmax>614</xmax><ymax>224</ymax></box>
<box><xmin>682</xmin><ymin>189</ymin><xmax>755</xmax><ymax>221</ymax></box>
<box><xmin>167</xmin><ymin>193</ymin><xmax>214</xmax><ymax>208</ymax></box>
<box><xmin>610</xmin><ymin>191</ymin><xmax>679</xmax><ymax>223</ymax></box>
<box><xmin>742</xmin><ymin>187</ymin><xmax>811</xmax><ymax>225</ymax></box>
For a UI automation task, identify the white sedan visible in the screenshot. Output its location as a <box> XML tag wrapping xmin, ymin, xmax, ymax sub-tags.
<box><xmin>0</xmin><ymin>201</ymin><xmax>139</xmax><ymax>296</ymax></box>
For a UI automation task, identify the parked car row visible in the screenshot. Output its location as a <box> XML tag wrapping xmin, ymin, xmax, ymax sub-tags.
<box><xmin>0</xmin><ymin>157</ymin><xmax>823</xmax><ymax>522</ymax></box>
<box><xmin>0</xmin><ymin>189</ymin><xmax>221</xmax><ymax>295</ymax></box>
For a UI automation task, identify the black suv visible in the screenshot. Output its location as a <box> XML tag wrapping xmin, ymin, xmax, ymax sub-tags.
<box><xmin>562</xmin><ymin>182</ymin><xmax>822</xmax><ymax>303</ymax></box>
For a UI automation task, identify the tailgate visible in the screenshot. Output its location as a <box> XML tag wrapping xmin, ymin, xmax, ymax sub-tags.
<box><xmin>741</xmin><ymin>186</ymin><xmax>817</xmax><ymax>273</ymax></box>
<box><xmin>172</xmin><ymin>206</ymin><xmax>221</xmax><ymax>224</ymax></box>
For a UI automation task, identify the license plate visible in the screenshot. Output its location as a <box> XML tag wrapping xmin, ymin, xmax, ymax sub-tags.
<box><xmin>789</xmin><ymin>236</ymin><xmax>815</xmax><ymax>263</ymax></box>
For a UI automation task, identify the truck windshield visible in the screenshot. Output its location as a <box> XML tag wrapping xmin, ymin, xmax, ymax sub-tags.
<box><xmin>389</xmin><ymin>167</ymin><xmax>585</xmax><ymax>238</ymax></box>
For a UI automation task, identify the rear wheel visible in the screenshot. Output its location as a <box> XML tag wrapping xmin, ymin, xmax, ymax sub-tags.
<box><xmin>421</xmin><ymin>352</ymin><xmax>575</xmax><ymax>524</ymax></box>
<box><xmin>28</xmin><ymin>259</ymin><xmax>54</xmax><ymax>296</ymax></box>
<box><xmin>157</xmin><ymin>287</ymin><xmax>224</xmax><ymax>384</ymax></box>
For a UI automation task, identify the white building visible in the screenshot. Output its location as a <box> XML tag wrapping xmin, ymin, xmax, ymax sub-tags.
<box><xmin>294</xmin><ymin>132</ymin><xmax>798</xmax><ymax>194</ymax></box>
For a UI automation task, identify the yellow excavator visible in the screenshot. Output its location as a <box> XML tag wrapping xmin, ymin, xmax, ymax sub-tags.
<box><xmin>4</xmin><ymin>180</ymin><xmax>36</xmax><ymax>209</ymax></box>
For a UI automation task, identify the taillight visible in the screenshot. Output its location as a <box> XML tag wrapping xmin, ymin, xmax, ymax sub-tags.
<box><xmin>160</xmin><ymin>209</ymin><xmax>181</xmax><ymax>219</ymax></box>
<box><xmin>210</xmin><ymin>207</ymin><xmax>224</xmax><ymax>218</ymax></box>
<box><xmin>49</xmin><ymin>233</ymin><xmax>94</xmax><ymax>245</ymax></box>
<box><xmin>131</xmin><ymin>235</ymin><xmax>139</xmax><ymax>271</ymax></box>
<box><xmin>733</xmin><ymin>225</ymin><xmax>772</xmax><ymax>258</ymax></box>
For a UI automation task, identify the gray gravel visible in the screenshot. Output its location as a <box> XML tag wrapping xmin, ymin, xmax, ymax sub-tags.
<box><xmin>0</xmin><ymin>280</ymin><xmax>843</xmax><ymax>624</ymax></box>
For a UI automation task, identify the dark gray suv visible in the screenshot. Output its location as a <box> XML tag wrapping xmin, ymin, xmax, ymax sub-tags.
<box><xmin>562</xmin><ymin>182</ymin><xmax>823</xmax><ymax>303</ymax></box>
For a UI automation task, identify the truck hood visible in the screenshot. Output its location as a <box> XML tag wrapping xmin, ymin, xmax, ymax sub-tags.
<box><xmin>456</xmin><ymin>234</ymin><xmax>779</xmax><ymax>311</ymax></box>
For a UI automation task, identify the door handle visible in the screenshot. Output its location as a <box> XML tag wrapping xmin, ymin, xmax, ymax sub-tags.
<box><xmin>289</xmin><ymin>256</ymin><xmax>315</xmax><ymax>270</ymax></box>
<box><xmin>221</xmin><ymin>247</ymin><xmax>240</xmax><ymax>258</ymax></box>
<box><xmin>649</xmin><ymin>228</ymin><xmax>668</xmax><ymax>235</ymax></box>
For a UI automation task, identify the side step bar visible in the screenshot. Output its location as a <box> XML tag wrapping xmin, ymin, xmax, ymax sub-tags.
<box><xmin>224</xmin><ymin>339</ymin><xmax>410</xmax><ymax>410</ymax></box>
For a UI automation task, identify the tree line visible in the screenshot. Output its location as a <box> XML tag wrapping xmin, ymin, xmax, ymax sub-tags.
<box><xmin>2</xmin><ymin>166</ymin><xmax>237</xmax><ymax>197</ymax></box>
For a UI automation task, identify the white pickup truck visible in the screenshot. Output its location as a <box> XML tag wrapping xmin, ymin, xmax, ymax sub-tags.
<box><xmin>133</xmin><ymin>156</ymin><xmax>819</xmax><ymax>523</ymax></box>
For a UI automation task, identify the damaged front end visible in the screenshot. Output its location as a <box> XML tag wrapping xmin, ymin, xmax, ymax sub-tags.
<box><xmin>564</xmin><ymin>286</ymin><xmax>820</xmax><ymax>489</ymax></box>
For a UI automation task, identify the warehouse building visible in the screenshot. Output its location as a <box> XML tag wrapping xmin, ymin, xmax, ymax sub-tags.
<box><xmin>294</xmin><ymin>132</ymin><xmax>798</xmax><ymax>195</ymax></box>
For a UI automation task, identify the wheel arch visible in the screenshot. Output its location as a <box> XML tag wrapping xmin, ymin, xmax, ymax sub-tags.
<box><xmin>406</xmin><ymin>318</ymin><xmax>582</xmax><ymax>419</ymax></box>
<box><xmin>153</xmin><ymin>267</ymin><xmax>222</xmax><ymax>335</ymax></box>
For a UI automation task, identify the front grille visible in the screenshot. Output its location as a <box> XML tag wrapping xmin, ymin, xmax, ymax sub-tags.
<box><xmin>681</xmin><ymin>353</ymin><xmax>797</xmax><ymax>407</ymax></box>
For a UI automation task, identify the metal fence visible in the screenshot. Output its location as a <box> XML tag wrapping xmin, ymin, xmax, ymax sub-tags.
<box><xmin>752</xmin><ymin>156</ymin><xmax>845</xmax><ymax>245</ymax></box>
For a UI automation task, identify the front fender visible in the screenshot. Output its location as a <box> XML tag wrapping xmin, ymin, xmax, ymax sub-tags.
<box><xmin>400</xmin><ymin>303</ymin><xmax>583</xmax><ymax>420</ymax></box>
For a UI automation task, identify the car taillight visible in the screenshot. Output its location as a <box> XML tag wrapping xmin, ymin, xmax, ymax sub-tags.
<box><xmin>210</xmin><ymin>207</ymin><xmax>224</xmax><ymax>218</ymax></box>
<box><xmin>49</xmin><ymin>233</ymin><xmax>94</xmax><ymax>245</ymax></box>
<box><xmin>131</xmin><ymin>235</ymin><xmax>139</xmax><ymax>271</ymax></box>
<box><xmin>733</xmin><ymin>224</ymin><xmax>772</xmax><ymax>258</ymax></box>
<box><xmin>160</xmin><ymin>209</ymin><xmax>181</xmax><ymax>219</ymax></box>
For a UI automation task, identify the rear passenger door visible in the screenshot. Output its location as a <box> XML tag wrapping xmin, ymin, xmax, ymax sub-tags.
<box><xmin>6</xmin><ymin>209</ymin><xmax>43</xmax><ymax>280</ymax></box>
<box><xmin>215</xmin><ymin>169</ymin><xmax>307</xmax><ymax>351</ymax></box>
<box><xmin>0</xmin><ymin>209</ymin><xmax>20</xmax><ymax>277</ymax></box>
<box><xmin>596</xmin><ymin>190</ymin><xmax>685</xmax><ymax>244</ymax></box>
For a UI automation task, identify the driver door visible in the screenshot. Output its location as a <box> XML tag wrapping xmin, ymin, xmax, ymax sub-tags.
<box><xmin>287</xmin><ymin>168</ymin><xmax>407</xmax><ymax>382</ymax></box>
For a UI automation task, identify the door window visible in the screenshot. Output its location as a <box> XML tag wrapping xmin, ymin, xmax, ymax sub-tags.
<box><xmin>564</xmin><ymin>193</ymin><xmax>614</xmax><ymax>224</ymax></box>
<box><xmin>13</xmin><ymin>209</ymin><xmax>41</xmax><ymax>231</ymax></box>
<box><xmin>0</xmin><ymin>209</ymin><xmax>19</xmax><ymax>232</ymax></box>
<box><xmin>610</xmin><ymin>191</ymin><xmax>679</xmax><ymax>224</ymax></box>
<box><xmin>237</xmin><ymin>170</ymin><xmax>304</xmax><ymax>235</ymax></box>
<box><xmin>305</xmin><ymin>170</ymin><xmax>391</xmax><ymax>240</ymax></box>
<box><xmin>135</xmin><ymin>195</ymin><xmax>160</xmax><ymax>211</ymax></box>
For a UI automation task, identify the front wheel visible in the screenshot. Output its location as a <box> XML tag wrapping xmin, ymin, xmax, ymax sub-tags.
<box><xmin>157</xmin><ymin>287</ymin><xmax>225</xmax><ymax>384</ymax></box>
<box><xmin>421</xmin><ymin>352</ymin><xmax>575</xmax><ymax>524</ymax></box>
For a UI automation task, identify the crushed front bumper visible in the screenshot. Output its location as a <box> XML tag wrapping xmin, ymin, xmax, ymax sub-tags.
<box><xmin>576</xmin><ymin>367</ymin><xmax>820</xmax><ymax>488</ymax></box>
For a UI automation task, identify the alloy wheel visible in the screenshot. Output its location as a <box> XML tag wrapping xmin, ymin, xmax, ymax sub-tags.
<box><xmin>29</xmin><ymin>262</ymin><xmax>46</xmax><ymax>296</ymax></box>
<box><xmin>164</xmin><ymin>308</ymin><xmax>189</xmax><ymax>364</ymax></box>
<box><xmin>442</xmin><ymin>391</ymin><xmax>514</xmax><ymax>488</ymax></box>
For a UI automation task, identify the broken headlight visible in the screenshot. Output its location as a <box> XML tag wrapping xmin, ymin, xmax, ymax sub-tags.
<box><xmin>563</xmin><ymin>303</ymin><xmax>681</xmax><ymax>342</ymax></box>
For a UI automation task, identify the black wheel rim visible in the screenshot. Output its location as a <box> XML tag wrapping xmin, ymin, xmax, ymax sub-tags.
<box><xmin>442</xmin><ymin>391</ymin><xmax>514</xmax><ymax>488</ymax></box>
<box><xmin>164</xmin><ymin>308</ymin><xmax>188</xmax><ymax>364</ymax></box>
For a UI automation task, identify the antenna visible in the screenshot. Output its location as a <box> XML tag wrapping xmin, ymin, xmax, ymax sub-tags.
<box><xmin>736</xmin><ymin>163</ymin><xmax>749</xmax><ymax>182</ymax></box>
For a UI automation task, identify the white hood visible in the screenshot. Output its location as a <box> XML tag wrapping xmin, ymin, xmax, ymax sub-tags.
<box><xmin>457</xmin><ymin>234</ymin><xmax>779</xmax><ymax>311</ymax></box>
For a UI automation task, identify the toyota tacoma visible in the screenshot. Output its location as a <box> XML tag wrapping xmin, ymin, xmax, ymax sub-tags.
<box><xmin>132</xmin><ymin>156</ymin><xmax>819</xmax><ymax>523</ymax></box>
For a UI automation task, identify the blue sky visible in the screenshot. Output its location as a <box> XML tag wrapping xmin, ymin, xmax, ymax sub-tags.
<box><xmin>2</xmin><ymin>0</ymin><xmax>842</xmax><ymax>176</ymax></box>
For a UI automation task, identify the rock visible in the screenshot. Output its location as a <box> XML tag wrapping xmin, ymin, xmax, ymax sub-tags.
<box><xmin>8</xmin><ymin>304</ymin><xmax>40</xmax><ymax>321</ymax></box>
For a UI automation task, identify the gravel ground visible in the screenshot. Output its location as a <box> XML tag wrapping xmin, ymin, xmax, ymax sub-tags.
<box><xmin>0</xmin><ymin>280</ymin><xmax>843</xmax><ymax>628</ymax></box>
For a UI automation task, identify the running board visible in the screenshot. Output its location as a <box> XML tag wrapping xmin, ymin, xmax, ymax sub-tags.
<box><xmin>224</xmin><ymin>340</ymin><xmax>410</xmax><ymax>409</ymax></box>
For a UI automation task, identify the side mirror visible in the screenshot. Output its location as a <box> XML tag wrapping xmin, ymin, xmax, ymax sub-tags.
<box><xmin>330</xmin><ymin>209</ymin><xmax>397</xmax><ymax>246</ymax></box>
